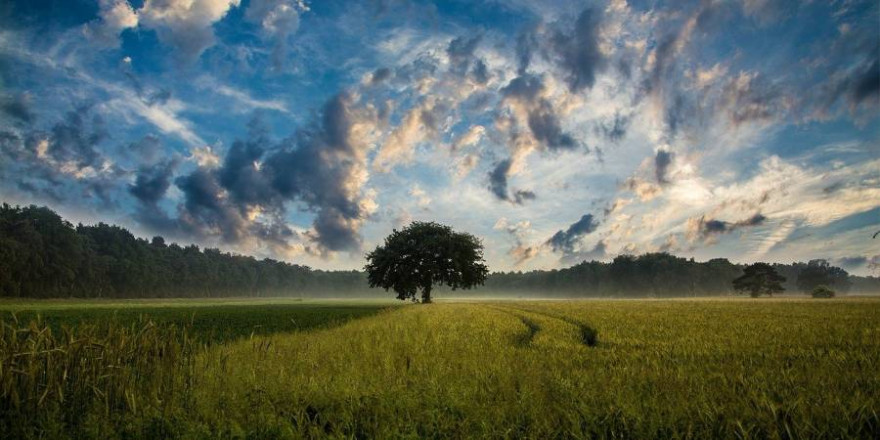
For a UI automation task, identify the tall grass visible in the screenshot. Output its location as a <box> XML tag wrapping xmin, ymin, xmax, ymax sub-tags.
<box><xmin>1</xmin><ymin>299</ymin><xmax>879</xmax><ymax>438</ymax></box>
<box><xmin>0</xmin><ymin>316</ymin><xmax>196</xmax><ymax>438</ymax></box>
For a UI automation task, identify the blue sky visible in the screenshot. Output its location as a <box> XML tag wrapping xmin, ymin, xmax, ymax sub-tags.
<box><xmin>0</xmin><ymin>0</ymin><xmax>878</xmax><ymax>274</ymax></box>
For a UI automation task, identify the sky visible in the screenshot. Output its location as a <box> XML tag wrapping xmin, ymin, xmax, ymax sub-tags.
<box><xmin>0</xmin><ymin>0</ymin><xmax>878</xmax><ymax>275</ymax></box>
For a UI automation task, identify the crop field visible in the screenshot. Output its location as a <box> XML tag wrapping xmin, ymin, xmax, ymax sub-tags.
<box><xmin>2</xmin><ymin>298</ymin><xmax>879</xmax><ymax>439</ymax></box>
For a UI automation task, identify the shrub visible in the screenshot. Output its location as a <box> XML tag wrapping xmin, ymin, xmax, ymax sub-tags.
<box><xmin>811</xmin><ymin>285</ymin><xmax>836</xmax><ymax>298</ymax></box>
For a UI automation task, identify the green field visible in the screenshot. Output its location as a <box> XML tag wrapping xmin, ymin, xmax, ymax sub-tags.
<box><xmin>2</xmin><ymin>298</ymin><xmax>879</xmax><ymax>439</ymax></box>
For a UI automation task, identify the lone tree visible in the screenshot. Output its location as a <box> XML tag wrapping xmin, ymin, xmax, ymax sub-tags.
<box><xmin>732</xmin><ymin>262</ymin><xmax>786</xmax><ymax>297</ymax></box>
<box><xmin>811</xmin><ymin>285</ymin><xmax>836</xmax><ymax>298</ymax></box>
<box><xmin>365</xmin><ymin>222</ymin><xmax>489</xmax><ymax>303</ymax></box>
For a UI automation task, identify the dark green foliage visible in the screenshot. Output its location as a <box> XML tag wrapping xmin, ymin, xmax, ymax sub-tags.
<box><xmin>365</xmin><ymin>222</ymin><xmax>489</xmax><ymax>302</ymax></box>
<box><xmin>484</xmin><ymin>254</ymin><xmax>745</xmax><ymax>297</ymax></box>
<box><xmin>811</xmin><ymin>285</ymin><xmax>836</xmax><ymax>298</ymax></box>
<box><xmin>797</xmin><ymin>259</ymin><xmax>851</xmax><ymax>293</ymax></box>
<box><xmin>733</xmin><ymin>263</ymin><xmax>786</xmax><ymax>297</ymax></box>
<box><xmin>0</xmin><ymin>204</ymin><xmax>366</xmax><ymax>298</ymax></box>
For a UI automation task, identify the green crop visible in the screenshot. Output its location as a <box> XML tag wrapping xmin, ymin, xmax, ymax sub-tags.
<box><xmin>1</xmin><ymin>298</ymin><xmax>878</xmax><ymax>439</ymax></box>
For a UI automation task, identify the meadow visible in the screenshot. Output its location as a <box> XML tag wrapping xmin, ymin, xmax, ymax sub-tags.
<box><xmin>1</xmin><ymin>298</ymin><xmax>878</xmax><ymax>439</ymax></box>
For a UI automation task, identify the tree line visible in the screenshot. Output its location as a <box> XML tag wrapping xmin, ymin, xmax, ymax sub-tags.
<box><xmin>1</xmin><ymin>204</ymin><xmax>877</xmax><ymax>298</ymax></box>
<box><xmin>0</xmin><ymin>204</ymin><xmax>365</xmax><ymax>298</ymax></box>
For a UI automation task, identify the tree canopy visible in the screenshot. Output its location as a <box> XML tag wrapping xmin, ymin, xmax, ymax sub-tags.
<box><xmin>364</xmin><ymin>222</ymin><xmax>489</xmax><ymax>303</ymax></box>
<box><xmin>732</xmin><ymin>263</ymin><xmax>786</xmax><ymax>297</ymax></box>
<box><xmin>796</xmin><ymin>259</ymin><xmax>851</xmax><ymax>293</ymax></box>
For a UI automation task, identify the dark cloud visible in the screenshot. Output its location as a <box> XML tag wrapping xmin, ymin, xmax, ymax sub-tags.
<box><xmin>263</xmin><ymin>91</ymin><xmax>375</xmax><ymax>251</ymax></box>
<box><xmin>695</xmin><ymin>213</ymin><xmax>767</xmax><ymax>238</ymax></box>
<box><xmin>447</xmin><ymin>35</ymin><xmax>481</xmax><ymax>72</ymax></box>
<box><xmin>175</xmin><ymin>168</ymin><xmax>249</xmax><ymax>243</ymax></box>
<box><xmin>167</xmin><ymin>92</ymin><xmax>375</xmax><ymax>253</ymax></box>
<box><xmin>851</xmin><ymin>58</ymin><xmax>880</xmax><ymax>105</ymax></box>
<box><xmin>596</xmin><ymin>112</ymin><xmax>630</xmax><ymax>143</ymax></box>
<box><xmin>488</xmin><ymin>159</ymin><xmax>512</xmax><ymax>201</ymax></box>
<box><xmin>1</xmin><ymin>93</ymin><xmax>35</xmax><ymax>125</ymax></box>
<box><xmin>46</xmin><ymin>105</ymin><xmax>108</xmax><ymax>168</ymax></box>
<box><xmin>370</xmin><ymin>67</ymin><xmax>392</xmax><ymax>84</ymax></box>
<box><xmin>129</xmin><ymin>159</ymin><xmax>178</xmax><ymax>205</ymax></box>
<box><xmin>655</xmin><ymin>149</ymin><xmax>673</xmax><ymax>184</ymax></box>
<box><xmin>547</xmin><ymin>214</ymin><xmax>599</xmax><ymax>256</ymax></box>
<box><xmin>515</xmin><ymin>26</ymin><xmax>539</xmax><ymax>74</ymax></box>
<box><xmin>487</xmin><ymin>160</ymin><xmax>536</xmax><ymax>205</ymax></box>
<box><xmin>471</xmin><ymin>59</ymin><xmax>490</xmax><ymax>84</ymax></box>
<box><xmin>513</xmin><ymin>189</ymin><xmax>536</xmax><ymax>204</ymax></box>
<box><xmin>0</xmin><ymin>104</ymin><xmax>129</xmax><ymax>209</ymax></box>
<box><xmin>127</xmin><ymin>134</ymin><xmax>164</xmax><ymax>166</ymax></box>
<box><xmin>501</xmin><ymin>74</ymin><xmax>577</xmax><ymax>151</ymax></box>
<box><xmin>837</xmin><ymin>256</ymin><xmax>868</xmax><ymax>269</ymax></box>
<box><xmin>551</xmin><ymin>7</ymin><xmax>605</xmax><ymax>92</ymax></box>
<box><xmin>217</xmin><ymin>119</ymin><xmax>277</xmax><ymax>208</ymax></box>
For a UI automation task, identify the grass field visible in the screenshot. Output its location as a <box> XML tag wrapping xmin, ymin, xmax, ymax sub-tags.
<box><xmin>2</xmin><ymin>298</ymin><xmax>879</xmax><ymax>439</ymax></box>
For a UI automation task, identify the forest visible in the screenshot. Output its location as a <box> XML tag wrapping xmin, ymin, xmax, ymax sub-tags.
<box><xmin>1</xmin><ymin>203</ymin><xmax>877</xmax><ymax>298</ymax></box>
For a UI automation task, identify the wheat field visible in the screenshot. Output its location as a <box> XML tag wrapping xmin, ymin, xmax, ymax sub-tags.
<box><xmin>2</xmin><ymin>299</ymin><xmax>879</xmax><ymax>438</ymax></box>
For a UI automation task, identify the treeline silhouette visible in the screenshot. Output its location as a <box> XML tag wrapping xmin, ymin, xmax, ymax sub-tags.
<box><xmin>482</xmin><ymin>255</ymin><xmax>878</xmax><ymax>297</ymax></box>
<box><xmin>0</xmin><ymin>204</ymin><xmax>364</xmax><ymax>298</ymax></box>
<box><xmin>1</xmin><ymin>204</ymin><xmax>877</xmax><ymax>298</ymax></box>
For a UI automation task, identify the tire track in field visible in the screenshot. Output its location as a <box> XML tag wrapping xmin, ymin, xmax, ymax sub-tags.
<box><xmin>491</xmin><ymin>304</ymin><xmax>599</xmax><ymax>347</ymax></box>
<box><xmin>483</xmin><ymin>305</ymin><xmax>541</xmax><ymax>347</ymax></box>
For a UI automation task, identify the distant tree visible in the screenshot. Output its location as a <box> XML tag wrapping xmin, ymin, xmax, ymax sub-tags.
<box><xmin>365</xmin><ymin>222</ymin><xmax>489</xmax><ymax>303</ymax></box>
<box><xmin>732</xmin><ymin>263</ymin><xmax>786</xmax><ymax>297</ymax></box>
<box><xmin>796</xmin><ymin>259</ymin><xmax>850</xmax><ymax>293</ymax></box>
<box><xmin>811</xmin><ymin>285</ymin><xmax>835</xmax><ymax>298</ymax></box>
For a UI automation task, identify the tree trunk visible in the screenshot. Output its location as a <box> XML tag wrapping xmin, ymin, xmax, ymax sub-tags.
<box><xmin>421</xmin><ymin>284</ymin><xmax>432</xmax><ymax>303</ymax></box>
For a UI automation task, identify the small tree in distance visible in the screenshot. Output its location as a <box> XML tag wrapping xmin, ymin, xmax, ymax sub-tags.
<box><xmin>811</xmin><ymin>285</ymin><xmax>835</xmax><ymax>298</ymax></box>
<box><xmin>365</xmin><ymin>222</ymin><xmax>489</xmax><ymax>303</ymax></box>
<box><xmin>733</xmin><ymin>263</ymin><xmax>786</xmax><ymax>297</ymax></box>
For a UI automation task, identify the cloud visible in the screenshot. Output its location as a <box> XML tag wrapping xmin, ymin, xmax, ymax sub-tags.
<box><xmin>689</xmin><ymin>212</ymin><xmax>767</xmax><ymax>241</ymax></box>
<box><xmin>85</xmin><ymin>0</ymin><xmax>139</xmax><ymax>48</ymax></box>
<box><xmin>546</xmin><ymin>213</ymin><xmax>599</xmax><ymax>256</ymax></box>
<box><xmin>494</xmin><ymin>218</ymin><xmax>539</xmax><ymax>265</ymax></box>
<box><xmin>127</xmin><ymin>134</ymin><xmax>164</xmax><ymax>166</ymax></box>
<box><xmin>196</xmin><ymin>76</ymin><xmax>290</xmax><ymax>113</ymax></box>
<box><xmin>175</xmin><ymin>167</ymin><xmax>249</xmax><ymax>242</ymax></box>
<box><xmin>595</xmin><ymin>111</ymin><xmax>630</xmax><ymax>143</ymax></box>
<box><xmin>158</xmin><ymin>91</ymin><xmax>379</xmax><ymax>254</ymax></box>
<box><xmin>190</xmin><ymin>145</ymin><xmax>222</xmax><ymax>168</ymax></box>
<box><xmin>447</xmin><ymin>35</ymin><xmax>482</xmax><ymax>74</ymax></box>
<box><xmin>654</xmin><ymin>149</ymin><xmax>673</xmax><ymax>184</ymax></box>
<box><xmin>0</xmin><ymin>106</ymin><xmax>125</xmax><ymax>205</ymax></box>
<box><xmin>1</xmin><ymin>93</ymin><xmax>35</xmax><ymax>125</ymax></box>
<box><xmin>550</xmin><ymin>6</ymin><xmax>605</xmax><ymax>92</ymax></box>
<box><xmin>488</xmin><ymin>159</ymin><xmax>512</xmax><ymax>201</ymax></box>
<box><xmin>244</xmin><ymin>0</ymin><xmax>309</xmax><ymax>69</ymax></box>
<box><xmin>263</xmin><ymin>91</ymin><xmax>379</xmax><ymax>252</ymax></box>
<box><xmin>499</xmin><ymin>74</ymin><xmax>578</xmax><ymax>152</ymax></box>
<box><xmin>373</xmin><ymin>97</ymin><xmax>443</xmax><ymax>172</ymax></box>
<box><xmin>837</xmin><ymin>256</ymin><xmax>868</xmax><ymax>270</ymax></box>
<box><xmin>130</xmin><ymin>158</ymin><xmax>179</xmax><ymax>204</ymax></box>
<box><xmin>89</xmin><ymin>0</ymin><xmax>241</xmax><ymax>63</ymax></box>
<box><xmin>369</xmin><ymin>67</ymin><xmax>392</xmax><ymax>84</ymax></box>
<box><xmin>487</xmin><ymin>159</ymin><xmax>536</xmax><ymax>204</ymax></box>
<box><xmin>451</xmin><ymin>125</ymin><xmax>485</xmax><ymax>151</ymax></box>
